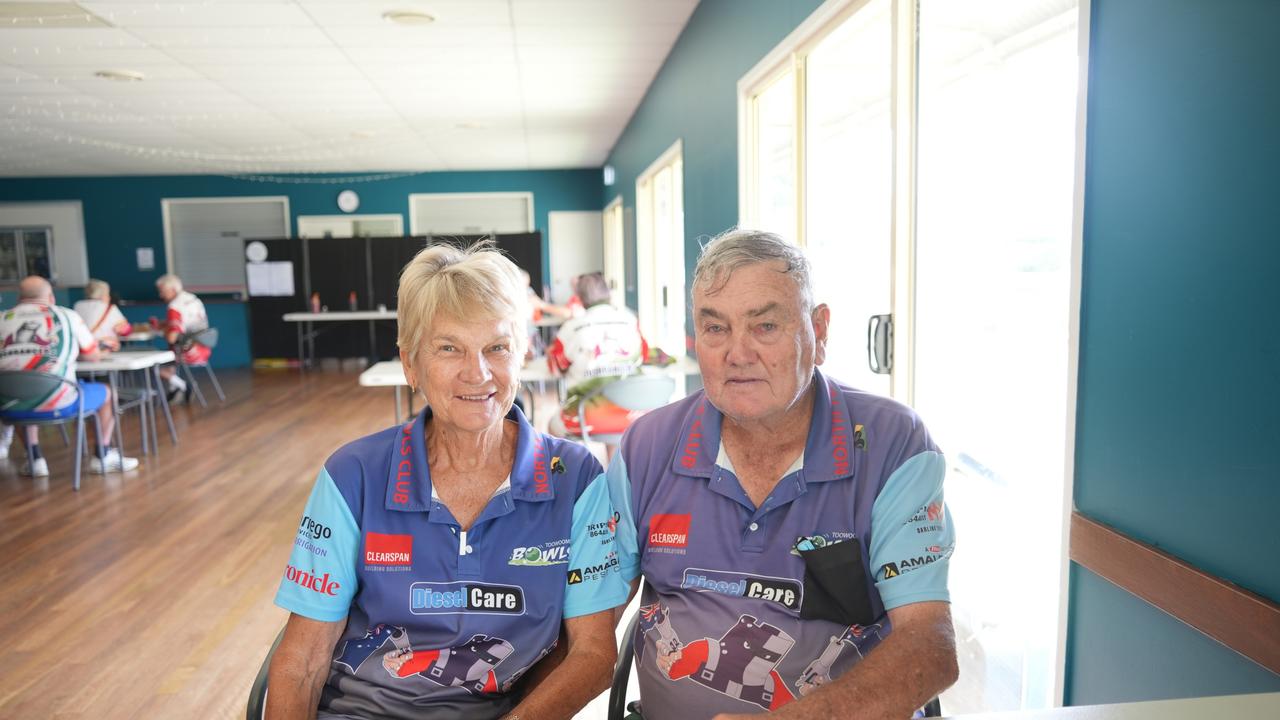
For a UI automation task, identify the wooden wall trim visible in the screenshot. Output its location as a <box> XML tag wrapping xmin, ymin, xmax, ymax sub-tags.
<box><xmin>1069</xmin><ymin>512</ymin><xmax>1280</xmax><ymax>674</ymax></box>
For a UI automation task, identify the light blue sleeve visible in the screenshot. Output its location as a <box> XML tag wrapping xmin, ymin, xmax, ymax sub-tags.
<box><xmin>869</xmin><ymin>451</ymin><xmax>955</xmax><ymax>610</ymax></box>
<box><xmin>273</xmin><ymin>467</ymin><xmax>361</xmax><ymax>622</ymax></box>
<box><xmin>563</xmin><ymin>472</ymin><xmax>632</xmax><ymax>618</ymax></box>
<box><xmin>603</xmin><ymin>452</ymin><xmax>640</xmax><ymax>582</ymax></box>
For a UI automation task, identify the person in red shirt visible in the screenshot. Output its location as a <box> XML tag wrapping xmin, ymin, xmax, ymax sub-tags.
<box><xmin>151</xmin><ymin>273</ymin><xmax>211</xmax><ymax>404</ymax></box>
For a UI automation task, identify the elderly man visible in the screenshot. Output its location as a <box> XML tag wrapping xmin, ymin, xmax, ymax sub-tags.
<box><xmin>607</xmin><ymin>230</ymin><xmax>957</xmax><ymax>719</ymax></box>
<box><xmin>151</xmin><ymin>273</ymin><xmax>210</xmax><ymax>403</ymax></box>
<box><xmin>0</xmin><ymin>276</ymin><xmax>139</xmax><ymax>475</ymax></box>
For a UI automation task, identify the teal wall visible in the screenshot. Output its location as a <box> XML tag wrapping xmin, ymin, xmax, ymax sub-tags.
<box><xmin>0</xmin><ymin>169</ymin><xmax>600</xmax><ymax>366</ymax></box>
<box><xmin>603</xmin><ymin>0</ymin><xmax>824</xmax><ymax>311</ymax></box>
<box><xmin>1067</xmin><ymin>0</ymin><xmax>1280</xmax><ymax>703</ymax></box>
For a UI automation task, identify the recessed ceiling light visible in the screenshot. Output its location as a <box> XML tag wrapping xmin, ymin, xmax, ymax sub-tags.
<box><xmin>382</xmin><ymin>9</ymin><xmax>435</xmax><ymax>26</ymax></box>
<box><xmin>350</xmin><ymin>130</ymin><xmax>378</xmax><ymax>139</ymax></box>
<box><xmin>94</xmin><ymin>69</ymin><xmax>146</xmax><ymax>82</ymax></box>
<box><xmin>454</xmin><ymin>121</ymin><xmax>488</xmax><ymax>130</ymax></box>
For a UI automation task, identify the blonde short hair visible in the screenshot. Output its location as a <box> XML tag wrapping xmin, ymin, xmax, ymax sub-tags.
<box><xmin>397</xmin><ymin>243</ymin><xmax>529</xmax><ymax>357</ymax></box>
<box><xmin>155</xmin><ymin>273</ymin><xmax>183</xmax><ymax>293</ymax></box>
<box><xmin>84</xmin><ymin>278</ymin><xmax>111</xmax><ymax>301</ymax></box>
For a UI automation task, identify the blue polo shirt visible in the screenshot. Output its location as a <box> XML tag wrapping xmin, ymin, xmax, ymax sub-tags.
<box><xmin>607</xmin><ymin>369</ymin><xmax>954</xmax><ymax>720</ymax></box>
<box><xmin>275</xmin><ymin>406</ymin><xmax>629</xmax><ymax>720</ymax></box>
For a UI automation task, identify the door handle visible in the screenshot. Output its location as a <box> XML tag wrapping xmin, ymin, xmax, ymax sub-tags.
<box><xmin>867</xmin><ymin>314</ymin><xmax>893</xmax><ymax>375</ymax></box>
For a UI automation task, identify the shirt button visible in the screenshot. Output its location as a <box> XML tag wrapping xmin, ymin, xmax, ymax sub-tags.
<box><xmin>465</xmin><ymin>545</ymin><xmax>475</xmax><ymax>554</ymax></box>
<box><xmin>748</xmin><ymin>522</ymin><xmax>759</xmax><ymax>532</ymax></box>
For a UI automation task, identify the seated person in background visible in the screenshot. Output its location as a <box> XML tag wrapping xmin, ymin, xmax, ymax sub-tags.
<box><xmin>73</xmin><ymin>278</ymin><xmax>132</xmax><ymax>351</ymax></box>
<box><xmin>151</xmin><ymin>273</ymin><xmax>209</xmax><ymax>403</ymax></box>
<box><xmin>0</xmin><ymin>276</ymin><xmax>139</xmax><ymax>475</ymax></box>
<box><xmin>518</xmin><ymin>269</ymin><xmax>572</xmax><ymax>360</ymax></box>
<box><xmin>266</xmin><ymin>243</ymin><xmax>626</xmax><ymax>720</ymax></box>
<box><xmin>546</xmin><ymin>271</ymin><xmax>648</xmax><ymax>441</ymax></box>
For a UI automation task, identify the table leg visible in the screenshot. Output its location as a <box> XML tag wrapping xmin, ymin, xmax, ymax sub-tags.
<box><xmin>394</xmin><ymin>386</ymin><xmax>403</xmax><ymax>425</ymax></box>
<box><xmin>108</xmin><ymin>370</ymin><xmax>125</xmax><ymax>456</ymax></box>
<box><xmin>297</xmin><ymin>322</ymin><xmax>305</xmax><ymax>373</ymax></box>
<box><xmin>368</xmin><ymin>319</ymin><xmax>377</xmax><ymax>365</ymax></box>
<box><xmin>136</xmin><ymin>370</ymin><xmax>150</xmax><ymax>457</ymax></box>
<box><xmin>308</xmin><ymin>321</ymin><xmax>316</xmax><ymax>370</ymax></box>
<box><xmin>153</xmin><ymin>365</ymin><xmax>178</xmax><ymax>445</ymax></box>
<box><xmin>145</xmin><ymin>366</ymin><xmax>160</xmax><ymax>454</ymax></box>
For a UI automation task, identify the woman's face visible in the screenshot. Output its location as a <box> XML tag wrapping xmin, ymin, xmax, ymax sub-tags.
<box><xmin>402</xmin><ymin>312</ymin><xmax>521</xmax><ymax>435</ymax></box>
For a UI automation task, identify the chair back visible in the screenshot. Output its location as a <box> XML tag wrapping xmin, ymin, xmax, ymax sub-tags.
<box><xmin>183</xmin><ymin>326</ymin><xmax>219</xmax><ymax>349</ymax></box>
<box><xmin>608</xmin><ymin>610</ymin><xmax>642</xmax><ymax>720</ymax></box>
<box><xmin>600</xmin><ymin>373</ymin><xmax>677</xmax><ymax>412</ymax></box>
<box><xmin>0</xmin><ymin>370</ymin><xmax>75</xmax><ymax>413</ymax></box>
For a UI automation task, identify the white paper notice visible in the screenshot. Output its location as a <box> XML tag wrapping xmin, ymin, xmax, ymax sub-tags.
<box><xmin>246</xmin><ymin>261</ymin><xmax>295</xmax><ymax>296</ymax></box>
<box><xmin>136</xmin><ymin>247</ymin><xmax>154</xmax><ymax>270</ymax></box>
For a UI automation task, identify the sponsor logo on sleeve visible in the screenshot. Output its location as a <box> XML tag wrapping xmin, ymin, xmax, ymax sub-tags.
<box><xmin>880</xmin><ymin>562</ymin><xmax>900</xmax><ymax>579</ymax></box>
<box><xmin>508</xmin><ymin>538</ymin><xmax>571</xmax><ymax>566</ymax></box>
<box><xmin>680</xmin><ymin>567</ymin><xmax>802</xmax><ymax>610</ymax></box>
<box><xmin>284</xmin><ymin>564</ymin><xmax>342</xmax><ymax>596</ymax></box>
<box><xmin>567</xmin><ymin>551</ymin><xmax>620</xmax><ymax>585</ymax></box>
<box><xmin>365</xmin><ymin>532</ymin><xmax>413</xmax><ymax>570</ymax></box>
<box><xmin>905</xmin><ymin>500</ymin><xmax>946</xmax><ymax>533</ymax></box>
<box><xmin>409</xmin><ymin>581</ymin><xmax>525</xmax><ymax>615</ymax></box>
<box><xmin>298</xmin><ymin>515</ymin><xmax>332</xmax><ymax>540</ymax></box>
<box><xmin>648</xmin><ymin>513</ymin><xmax>690</xmax><ymax>551</ymax></box>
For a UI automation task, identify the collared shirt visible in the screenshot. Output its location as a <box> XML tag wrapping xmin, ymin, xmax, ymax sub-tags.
<box><xmin>274</xmin><ymin>406</ymin><xmax>629</xmax><ymax>720</ymax></box>
<box><xmin>607</xmin><ymin>369</ymin><xmax>954</xmax><ymax>720</ymax></box>
<box><xmin>165</xmin><ymin>290</ymin><xmax>207</xmax><ymax>335</ymax></box>
<box><xmin>0</xmin><ymin>301</ymin><xmax>97</xmax><ymax>411</ymax></box>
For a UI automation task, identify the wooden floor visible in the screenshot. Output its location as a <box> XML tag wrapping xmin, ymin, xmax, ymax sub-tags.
<box><xmin>0</xmin><ymin>369</ymin><xmax>558</xmax><ymax>720</ymax></box>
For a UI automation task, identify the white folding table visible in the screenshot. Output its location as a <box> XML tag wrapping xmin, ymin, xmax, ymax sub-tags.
<box><xmin>283</xmin><ymin>310</ymin><xmax>397</xmax><ymax>370</ymax></box>
<box><xmin>76</xmin><ymin>349</ymin><xmax>178</xmax><ymax>455</ymax></box>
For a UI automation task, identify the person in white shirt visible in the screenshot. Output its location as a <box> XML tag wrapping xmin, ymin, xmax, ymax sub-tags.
<box><xmin>546</xmin><ymin>272</ymin><xmax>648</xmax><ymax>450</ymax></box>
<box><xmin>0</xmin><ymin>276</ymin><xmax>139</xmax><ymax>476</ymax></box>
<box><xmin>73</xmin><ymin>278</ymin><xmax>133</xmax><ymax>351</ymax></box>
<box><xmin>151</xmin><ymin>273</ymin><xmax>210</xmax><ymax>403</ymax></box>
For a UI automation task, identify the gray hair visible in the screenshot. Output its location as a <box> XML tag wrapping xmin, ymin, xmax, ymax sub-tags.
<box><xmin>84</xmin><ymin>278</ymin><xmax>111</xmax><ymax>301</ymax></box>
<box><xmin>573</xmin><ymin>271</ymin><xmax>611</xmax><ymax>307</ymax></box>
<box><xmin>693</xmin><ymin>229</ymin><xmax>814</xmax><ymax>310</ymax></box>
<box><xmin>155</xmin><ymin>273</ymin><xmax>183</xmax><ymax>293</ymax></box>
<box><xmin>396</xmin><ymin>242</ymin><xmax>529</xmax><ymax>358</ymax></box>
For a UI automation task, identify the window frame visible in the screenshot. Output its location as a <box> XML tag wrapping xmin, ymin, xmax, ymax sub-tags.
<box><xmin>0</xmin><ymin>225</ymin><xmax>56</xmax><ymax>286</ymax></box>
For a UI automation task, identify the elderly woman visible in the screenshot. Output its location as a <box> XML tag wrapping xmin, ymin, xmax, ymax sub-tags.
<box><xmin>72</xmin><ymin>278</ymin><xmax>132</xmax><ymax>351</ymax></box>
<box><xmin>268</xmin><ymin>244</ymin><xmax>627</xmax><ymax>720</ymax></box>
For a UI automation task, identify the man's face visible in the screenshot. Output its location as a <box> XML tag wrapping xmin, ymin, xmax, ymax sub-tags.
<box><xmin>693</xmin><ymin>261</ymin><xmax>828</xmax><ymax>427</ymax></box>
<box><xmin>158</xmin><ymin>285</ymin><xmax>177</xmax><ymax>302</ymax></box>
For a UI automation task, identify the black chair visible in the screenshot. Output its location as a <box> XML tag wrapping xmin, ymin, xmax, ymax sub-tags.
<box><xmin>177</xmin><ymin>327</ymin><xmax>225</xmax><ymax>407</ymax></box>
<box><xmin>0</xmin><ymin>370</ymin><xmax>104</xmax><ymax>490</ymax></box>
<box><xmin>606</xmin><ymin>608</ymin><xmax>942</xmax><ymax>719</ymax></box>
<box><xmin>245</xmin><ymin>626</ymin><xmax>286</xmax><ymax>720</ymax></box>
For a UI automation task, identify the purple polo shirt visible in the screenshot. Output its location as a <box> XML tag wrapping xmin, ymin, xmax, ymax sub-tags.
<box><xmin>607</xmin><ymin>369</ymin><xmax>954</xmax><ymax>719</ymax></box>
<box><xmin>275</xmin><ymin>406</ymin><xmax>629</xmax><ymax>720</ymax></box>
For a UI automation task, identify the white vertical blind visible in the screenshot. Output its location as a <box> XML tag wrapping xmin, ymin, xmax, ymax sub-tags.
<box><xmin>165</xmin><ymin>198</ymin><xmax>289</xmax><ymax>289</ymax></box>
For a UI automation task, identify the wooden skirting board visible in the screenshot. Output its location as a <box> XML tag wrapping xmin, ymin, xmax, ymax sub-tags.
<box><xmin>1069</xmin><ymin>511</ymin><xmax>1280</xmax><ymax>674</ymax></box>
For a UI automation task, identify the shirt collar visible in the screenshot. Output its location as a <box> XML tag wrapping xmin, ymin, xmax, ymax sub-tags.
<box><xmin>383</xmin><ymin>402</ymin><xmax>554</xmax><ymax>512</ymax></box>
<box><xmin>670</xmin><ymin>367</ymin><xmax>856</xmax><ymax>484</ymax></box>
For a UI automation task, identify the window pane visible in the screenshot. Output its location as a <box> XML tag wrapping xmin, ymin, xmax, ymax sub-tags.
<box><xmin>754</xmin><ymin>70</ymin><xmax>796</xmax><ymax>238</ymax></box>
<box><xmin>804</xmin><ymin>0</ymin><xmax>892</xmax><ymax>394</ymax></box>
<box><xmin>0</xmin><ymin>231</ymin><xmax>19</xmax><ymax>282</ymax></box>
<box><xmin>22</xmin><ymin>229</ymin><xmax>52</xmax><ymax>279</ymax></box>
<box><xmin>914</xmin><ymin>0</ymin><xmax>1080</xmax><ymax>712</ymax></box>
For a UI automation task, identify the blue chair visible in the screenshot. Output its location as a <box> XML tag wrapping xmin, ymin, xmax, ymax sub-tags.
<box><xmin>177</xmin><ymin>327</ymin><xmax>225</xmax><ymax>408</ymax></box>
<box><xmin>0</xmin><ymin>370</ymin><xmax>105</xmax><ymax>491</ymax></box>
